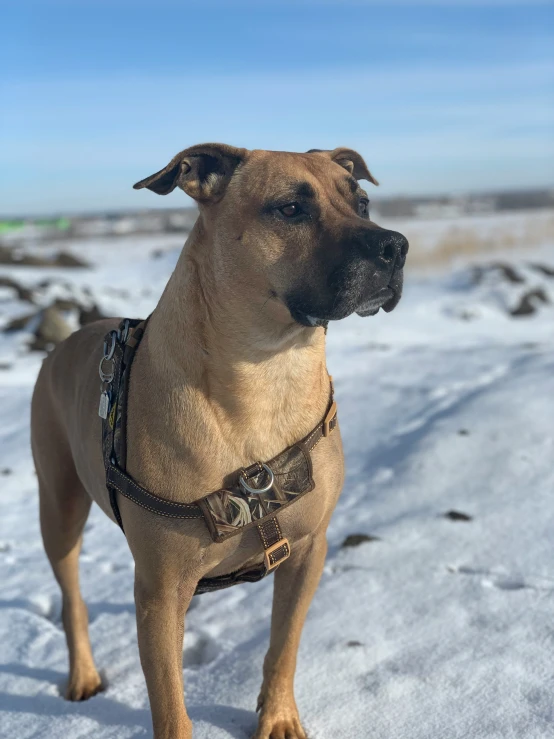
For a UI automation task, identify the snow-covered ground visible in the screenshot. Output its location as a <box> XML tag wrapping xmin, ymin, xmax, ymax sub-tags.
<box><xmin>1</xmin><ymin>212</ymin><xmax>553</xmax><ymax>738</ymax></box>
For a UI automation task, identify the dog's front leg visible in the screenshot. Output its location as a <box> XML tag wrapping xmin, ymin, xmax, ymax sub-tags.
<box><xmin>254</xmin><ymin>530</ymin><xmax>328</xmax><ymax>739</ymax></box>
<box><xmin>134</xmin><ymin>567</ymin><xmax>196</xmax><ymax>739</ymax></box>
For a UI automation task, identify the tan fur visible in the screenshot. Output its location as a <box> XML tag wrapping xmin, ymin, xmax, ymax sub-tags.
<box><xmin>31</xmin><ymin>144</ymin><xmax>393</xmax><ymax>739</ymax></box>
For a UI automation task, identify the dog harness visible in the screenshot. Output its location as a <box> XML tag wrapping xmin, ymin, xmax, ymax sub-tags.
<box><xmin>98</xmin><ymin>318</ymin><xmax>338</xmax><ymax>595</ymax></box>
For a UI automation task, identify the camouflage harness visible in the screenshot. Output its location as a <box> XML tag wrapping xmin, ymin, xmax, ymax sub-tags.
<box><xmin>98</xmin><ymin>318</ymin><xmax>338</xmax><ymax>596</ymax></box>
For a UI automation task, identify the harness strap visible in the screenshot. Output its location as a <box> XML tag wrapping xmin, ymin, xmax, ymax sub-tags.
<box><xmin>106</xmin><ymin>464</ymin><xmax>204</xmax><ymax>521</ymax></box>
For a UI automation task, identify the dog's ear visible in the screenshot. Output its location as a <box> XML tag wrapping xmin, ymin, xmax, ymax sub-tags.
<box><xmin>307</xmin><ymin>147</ymin><xmax>379</xmax><ymax>186</ymax></box>
<box><xmin>133</xmin><ymin>143</ymin><xmax>247</xmax><ymax>202</ymax></box>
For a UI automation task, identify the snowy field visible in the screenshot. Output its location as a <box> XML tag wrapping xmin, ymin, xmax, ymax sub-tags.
<box><xmin>1</xmin><ymin>211</ymin><xmax>553</xmax><ymax>739</ymax></box>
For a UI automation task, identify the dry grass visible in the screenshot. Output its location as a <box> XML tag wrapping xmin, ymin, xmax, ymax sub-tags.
<box><xmin>386</xmin><ymin>209</ymin><xmax>554</xmax><ymax>269</ymax></box>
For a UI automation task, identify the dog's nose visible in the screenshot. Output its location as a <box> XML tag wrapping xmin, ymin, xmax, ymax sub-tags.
<box><xmin>362</xmin><ymin>229</ymin><xmax>409</xmax><ymax>268</ymax></box>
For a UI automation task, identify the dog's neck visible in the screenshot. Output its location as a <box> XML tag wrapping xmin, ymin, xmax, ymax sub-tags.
<box><xmin>138</xmin><ymin>218</ymin><xmax>331</xmax><ymax>466</ymax></box>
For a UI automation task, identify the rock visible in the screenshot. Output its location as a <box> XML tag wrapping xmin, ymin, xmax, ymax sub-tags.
<box><xmin>52</xmin><ymin>251</ymin><xmax>90</xmax><ymax>268</ymax></box>
<box><xmin>529</xmin><ymin>263</ymin><xmax>554</xmax><ymax>278</ymax></box>
<box><xmin>4</xmin><ymin>311</ymin><xmax>37</xmax><ymax>332</ymax></box>
<box><xmin>0</xmin><ymin>277</ymin><xmax>35</xmax><ymax>303</ymax></box>
<box><xmin>341</xmin><ymin>533</ymin><xmax>380</xmax><ymax>548</ymax></box>
<box><xmin>0</xmin><ymin>245</ymin><xmax>51</xmax><ymax>266</ymax></box>
<box><xmin>346</xmin><ymin>641</ymin><xmax>364</xmax><ymax>647</ymax></box>
<box><xmin>470</xmin><ymin>262</ymin><xmax>525</xmax><ymax>286</ymax></box>
<box><xmin>458</xmin><ymin>429</ymin><xmax>470</xmax><ymax>436</ymax></box>
<box><xmin>30</xmin><ymin>307</ymin><xmax>72</xmax><ymax>351</ymax></box>
<box><xmin>510</xmin><ymin>288</ymin><xmax>550</xmax><ymax>317</ymax></box>
<box><xmin>490</xmin><ymin>262</ymin><xmax>525</xmax><ymax>284</ymax></box>
<box><xmin>52</xmin><ymin>298</ymin><xmax>81</xmax><ymax>312</ymax></box>
<box><xmin>0</xmin><ymin>245</ymin><xmax>89</xmax><ymax>268</ymax></box>
<box><xmin>443</xmin><ymin>510</ymin><xmax>473</xmax><ymax>522</ymax></box>
<box><xmin>79</xmin><ymin>304</ymin><xmax>106</xmax><ymax>326</ymax></box>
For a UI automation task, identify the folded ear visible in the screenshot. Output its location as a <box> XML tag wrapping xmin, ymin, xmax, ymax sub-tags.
<box><xmin>133</xmin><ymin>143</ymin><xmax>247</xmax><ymax>202</ymax></box>
<box><xmin>307</xmin><ymin>147</ymin><xmax>379</xmax><ymax>185</ymax></box>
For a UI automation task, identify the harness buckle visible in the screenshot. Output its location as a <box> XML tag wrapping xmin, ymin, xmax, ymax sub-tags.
<box><xmin>264</xmin><ymin>538</ymin><xmax>290</xmax><ymax>571</ymax></box>
<box><xmin>323</xmin><ymin>400</ymin><xmax>337</xmax><ymax>437</ymax></box>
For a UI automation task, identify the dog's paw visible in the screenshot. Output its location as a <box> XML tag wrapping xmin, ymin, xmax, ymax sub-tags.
<box><xmin>65</xmin><ymin>667</ymin><xmax>104</xmax><ymax>701</ymax></box>
<box><xmin>253</xmin><ymin>713</ymin><xmax>307</xmax><ymax>739</ymax></box>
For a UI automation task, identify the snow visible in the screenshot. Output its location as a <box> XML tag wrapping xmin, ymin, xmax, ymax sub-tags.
<box><xmin>1</xmin><ymin>212</ymin><xmax>553</xmax><ymax>738</ymax></box>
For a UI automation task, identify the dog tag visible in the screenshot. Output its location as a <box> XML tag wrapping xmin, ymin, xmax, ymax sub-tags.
<box><xmin>98</xmin><ymin>391</ymin><xmax>110</xmax><ymax>419</ymax></box>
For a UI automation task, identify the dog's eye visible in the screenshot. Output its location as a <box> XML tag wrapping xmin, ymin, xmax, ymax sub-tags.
<box><xmin>279</xmin><ymin>203</ymin><xmax>302</xmax><ymax>218</ymax></box>
<box><xmin>358</xmin><ymin>198</ymin><xmax>370</xmax><ymax>219</ymax></box>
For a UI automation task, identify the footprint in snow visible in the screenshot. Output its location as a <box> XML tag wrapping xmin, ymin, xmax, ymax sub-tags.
<box><xmin>448</xmin><ymin>565</ymin><xmax>554</xmax><ymax>593</ymax></box>
<box><xmin>183</xmin><ymin>631</ymin><xmax>219</xmax><ymax>669</ymax></box>
<box><xmin>27</xmin><ymin>593</ymin><xmax>63</xmax><ymax>625</ymax></box>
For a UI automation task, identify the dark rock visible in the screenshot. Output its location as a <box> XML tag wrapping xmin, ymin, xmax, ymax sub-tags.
<box><xmin>0</xmin><ymin>245</ymin><xmax>89</xmax><ymax>268</ymax></box>
<box><xmin>472</xmin><ymin>263</ymin><xmax>525</xmax><ymax>286</ymax></box>
<box><xmin>491</xmin><ymin>262</ymin><xmax>525</xmax><ymax>284</ymax></box>
<box><xmin>0</xmin><ymin>246</ymin><xmax>51</xmax><ymax>266</ymax></box>
<box><xmin>0</xmin><ymin>277</ymin><xmax>35</xmax><ymax>303</ymax></box>
<box><xmin>347</xmin><ymin>641</ymin><xmax>364</xmax><ymax>648</ymax></box>
<box><xmin>458</xmin><ymin>429</ymin><xmax>470</xmax><ymax>436</ymax></box>
<box><xmin>79</xmin><ymin>304</ymin><xmax>106</xmax><ymax>326</ymax></box>
<box><xmin>53</xmin><ymin>298</ymin><xmax>81</xmax><ymax>312</ymax></box>
<box><xmin>1</xmin><ymin>468</ymin><xmax>12</xmax><ymax>476</ymax></box>
<box><xmin>510</xmin><ymin>288</ymin><xmax>550</xmax><ymax>317</ymax></box>
<box><xmin>341</xmin><ymin>534</ymin><xmax>380</xmax><ymax>548</ymax></box>
<box><xmin>529</xmin><ymin>263</ymin><xmax>554</xmax><ymax>278</ymax></box>
<box><xmin>4</xmin><ymin>311</ymin><xmax>37</xmax><ymax>332</ymax></box>
<box><xmin>52</xmin><ymin>251</ymin><xmax>90</xmax><ymax>268</ymax></box>
<box><xmin>443</xmin><ymin>510</ymin><xmax>473</xmax><ymax>522</ymax></box>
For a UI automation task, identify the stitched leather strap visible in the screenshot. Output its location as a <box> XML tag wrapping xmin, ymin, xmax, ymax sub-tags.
<box><xmin>107</xmin><ymin>464</ymin><xmax>204</xmax><ymax>521</ymax></box>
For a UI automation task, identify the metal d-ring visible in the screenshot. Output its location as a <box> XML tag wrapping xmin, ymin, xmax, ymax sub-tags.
<box><xmin>239</xmin><ymin>463</ymin><xmax>275</xmax><ymax>495</ymax></box>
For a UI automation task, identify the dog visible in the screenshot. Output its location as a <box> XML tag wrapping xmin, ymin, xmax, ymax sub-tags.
<box><xmin>31</xmin><ymin>144</ymin><xmax>408</xmax><ymax>739</ymax></box>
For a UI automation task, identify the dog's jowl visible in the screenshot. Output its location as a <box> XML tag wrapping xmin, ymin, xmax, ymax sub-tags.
<box><xmin>31</xmin><ymin>144</ymin><xmax>408</xmax><ymax>739</ymax></box>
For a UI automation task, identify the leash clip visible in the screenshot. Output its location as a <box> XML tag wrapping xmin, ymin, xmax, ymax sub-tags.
<box><xmin>99</xmin><ymin>331</ymin><xmax>118</xmax><ymax>383</ymax></box>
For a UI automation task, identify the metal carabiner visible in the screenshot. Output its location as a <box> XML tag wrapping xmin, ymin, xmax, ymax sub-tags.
<box><xmin>103</xmin><ymin>331</ymin><xmax>117</xmax><ymax>361</ymax></box>
<box><xmin>118</xmin><ymin>319</ymin><xmax>130</xmax><ymax>344</ymax></box>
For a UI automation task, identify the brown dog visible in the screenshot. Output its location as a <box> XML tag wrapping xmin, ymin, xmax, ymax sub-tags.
<box><xmin>31</xmin><ymin>144</ymin><xmax>408</xmax><ymax>739</ymax></box>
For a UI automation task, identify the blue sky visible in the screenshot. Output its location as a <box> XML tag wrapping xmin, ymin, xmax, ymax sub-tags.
<box><xmin>1</xmin><ymin>0</ymin><xmax>553</xmax><ymax>215</ymax></box>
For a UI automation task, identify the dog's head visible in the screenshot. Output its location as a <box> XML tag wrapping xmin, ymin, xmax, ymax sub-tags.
<box><xmin>134</xmin><ymin>144</ymin><xmax>408</xmax><ymax>327</ymax></box>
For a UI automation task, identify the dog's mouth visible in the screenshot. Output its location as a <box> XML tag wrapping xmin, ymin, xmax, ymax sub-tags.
<box><xmin>293</xmin><ymin>287</ymin><xmax>396</xmax><ymax>327</ymax></box>
<box><xmin>287</xmin><ymin>263</ymin><xmax>404</xmax><ymax>328</ymax></box>
<box><xmin>356</xmin><ymin>286</ymin><xmax>397</xmax><ymax>316</ymax></box>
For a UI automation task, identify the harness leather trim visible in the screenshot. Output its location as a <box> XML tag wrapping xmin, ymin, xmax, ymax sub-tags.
<box><xmin>100</xmin><ymin>318</ymin><xmax>337</xmax><ymax>595</ymax></box>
